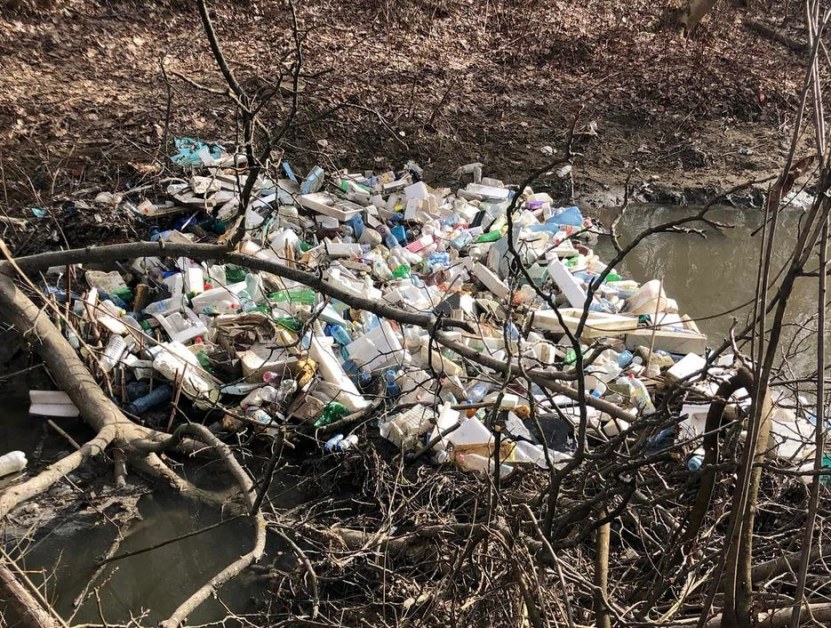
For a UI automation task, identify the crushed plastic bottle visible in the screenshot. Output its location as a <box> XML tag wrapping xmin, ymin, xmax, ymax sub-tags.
<box><xmin>101</xmin><ymin>335</ymin><xmax>128</xmax><ymax>373</ymax></box>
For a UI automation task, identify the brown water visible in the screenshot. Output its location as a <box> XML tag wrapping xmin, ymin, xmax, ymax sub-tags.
<box><xmin>0</xmin><ymin>401</ymin><xmax>266</xmax><ymax>626</ymax></box>
<box><xmin>594</xmin><ymin>205</ymin><xmax>826</xmax><ymax>376</ymax></box>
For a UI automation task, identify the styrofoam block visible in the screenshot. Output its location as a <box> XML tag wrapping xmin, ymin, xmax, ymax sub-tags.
<box><xmin>680</xmin><ymin>404</ymin><xmax>709</xmax><ymax>439</ymax></box>
<box><xmin>547</xmin><ymin>258</ymin><xmax>587</xmax><ymax>309</ymax></box>
<box><xmin>379</xmin><ymin>405</ymin><xmax>437</xmax><ymax>450</ymax></box>
<box><xmin>29</xmin><ymin>390</ymin><xmax>80</xmax><ymax>417</ymax></box>
<box><xmin>533</xmin><ymin>308</ymin><xmax>638</xmax><ymax>337</ymax></box>
<box><xmin>465</xmin><ymin>183</ymin><xmax>510</xmax><ymax>200</ymax></box>
<box><xmin>667</xmin><ymin>353</ymin><xmax>707</xmax><ymax>382</ymax></box>
<box><xmin>404</xmin><ymin>181</ymin><xmax>429</xmax><ymax>201</ymax></box>
<box><xmin>474</xmin><ymin>262</ymin><xmax>509</xmax><ymax>300</ymax></box>
<box><xmin>309</xmin><ymin>336</ymin><xmax>369</xmax><ymax>412</ymax></box>
<box><xmin>345</xmin><ymin>320</ymin><xmax>404</xmax><ymax>371</ymax></box>
<box><xmin>324</xmin><ymin>239</ymin><xmax>362</xmax><ymax>258</ymax></box>
<box><xmin>239</xmin><ymin>343</ymin><xmax>298</xmax><ymax>381</ymax></box>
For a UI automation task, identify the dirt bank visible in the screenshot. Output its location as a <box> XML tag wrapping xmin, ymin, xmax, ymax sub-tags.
<box><xmin>0</xmin><ymin>0</ymin><xmax>817</xmax><ymax>236</ymax></box>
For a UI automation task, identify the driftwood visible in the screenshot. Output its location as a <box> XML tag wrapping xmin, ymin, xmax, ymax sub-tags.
<box><xmin>0</xmin><ymin>564</ymin><xmax>61</xmax><ymax>628</ymax></box>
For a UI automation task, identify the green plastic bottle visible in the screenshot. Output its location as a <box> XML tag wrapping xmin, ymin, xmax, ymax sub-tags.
<box><xmin>314</xmin><ymin>402</ymin><xmax>350</xmax><ymax>427</ymax></box>
<box><xmin>391</xmin><ymin>264</ymin><xmax>411</xmax><ymax>279</ymax></box>
<box><xmin>224</xmin><ymin>265</ymin><xmax>246</xmax><ymax>283</ymax></box>
<box><xmin>476</xmin><ymin>231</ymin><xmax>503</xmax><ymax>243</ymax></box>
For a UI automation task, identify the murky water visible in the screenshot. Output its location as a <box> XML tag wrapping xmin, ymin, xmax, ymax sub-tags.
<box><xmin>0</xmin><ymin>397</ymin><xmax>264</xmax><ymax>627</ymax></box>
<box><xmin>593</xmin><ymin>205</ymin><xmax>827</xmax><ymax>376</ymax></box>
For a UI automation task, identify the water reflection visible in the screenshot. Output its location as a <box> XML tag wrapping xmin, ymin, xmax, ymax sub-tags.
<box><xmin>593</xmin><ymin>205</ymin><xmax>826</xmax><ymax>376</ymax></box>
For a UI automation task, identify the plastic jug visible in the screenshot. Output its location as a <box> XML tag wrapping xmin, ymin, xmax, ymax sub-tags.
<box><xmin>0</xmin><ymin>451</ymin><xmax>27</xmax><ymax>478</ymax></box>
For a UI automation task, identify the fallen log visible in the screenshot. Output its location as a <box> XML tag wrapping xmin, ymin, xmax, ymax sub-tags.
<box><xmin>0</xmin><ymin>564</ymin><xmax>61</xmax><ymax>628</ymax></box>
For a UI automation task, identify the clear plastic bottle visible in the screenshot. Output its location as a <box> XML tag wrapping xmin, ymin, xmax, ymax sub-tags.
<box><xmin>101</xmin><ymin>335</ymin><xmax>128</xmax><ymax>372</ymax></box>
<box><xmin>246</xmin><ymin>406</ymin><xmax>274</xmax><ymax>428</ymax></box>
<box><xmin>626</xmin><ymin>373</ymin><xmax>656</xmax><ymax>413</ymax></box>
<box><xmin>240</xmin><ymin>385</ymin><xmax>280</xmax><ymax>409</ymax></box>
<box><xmin>466</xmin><ymin>381</ymin><xmax>492</xmax><ymax>404</ymax></box>
<box><xmin>65</xmin><ymin>327</ymin><xmax>80</xmax><ymax>350</ymax></box>
<box><xmin>323</xmin><ymin>434</ymin><xmax>344</xmax><ymax>453</ymax></box>
<box><xmin>152</xmin><ymin>345</ymin><xmax>219</xmax><ymax>409</ymax></box>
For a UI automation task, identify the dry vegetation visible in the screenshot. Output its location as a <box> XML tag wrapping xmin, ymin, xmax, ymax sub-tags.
<box><xmin>0</xmin><ymin>0</ymin><xmax>816</xmax><ymax>222</ymax></box>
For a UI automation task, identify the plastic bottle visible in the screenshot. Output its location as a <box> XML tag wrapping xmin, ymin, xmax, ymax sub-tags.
<box><xmin>245</xmin><ymin>273</ymin><xmax>263</xmax><ymax>304</ymax></box>
<box><xmin>152</xmin><ymin>345</ymin><xmax>219</xmax><ymax>409</ymax></box>
<box><xmin>385</xmin><ymin>369</ymin><xmax>401</xmax><ymax>398</ymax></box>
<box><xmin>125</xmin><ymin>380</ymin><xmax>150</xmax><ymax>401</ymax></box>
<box><xmin>240</xmin><ymin>385</ymin><xmax>280</xmax><ymax>409</ymax></box>
<box><xmin>428</xmin><ymin>251</ymin><xmax>449</xmax><ymax>266</ymax></box>
<box><xmin>101</xmin><ymin>335</ymin><xmax>128</xmax><ymax>372</ymax></box>
<box><xmin>391</xmin><ymin>224</ymin><xmax>408</xmax><ymax>245</ymax></box>
<box><xmin>687</xmin><ymin>448</ymin><xmax>705</xmax><ymax>471</ymax></box>
<box><xmin>125</xmin><ymin>384</ymin><xmax>174</xmax><ymax>416</ymax></box>
<box><xmin>0</xmin><ymin>451</ymin><xmax>27</xmax><ymax>478</ymax></box>
<box><xmin>314</xmin><ymin>402</ymin><xmax>350</xmax><ymax>427</ymax></box>
<box><xmin>627</xmin><ymin>374</ymin><xmax>656</xmax><ymax>413</ymax></box>
<box><xmin>554</xmin><ymin>206</ymin><xmax>584</xmax><ymax>226</ymax></box>
<box><xmin>262</xmin><ymin>371</ymin><xmax>281</xmax><ymax>383</ymax></box>
<box><xmin>476</xmin><ymin>230</ymin><xmax>503</xmax><ymax>243</ymax></box>
<box><xmin>336</xmin><ymin>434</ymin><xmax>359</xmax><ymax>452</ymax></box>
<box><xmin>590</xmin><ymin>380</ymin><xmax>608</xmax><ymax>399</ymax></box>
<box><xmin>343</xmin><ymin>359</ymin><xmax>372</xmax><ymax>387</ymax></box>
<box><xmin>246</xmin><ymin>406</ymin><xmax>275</xmax><ymax>428</ymax></box>
<box><xmin>150</xmin><ymin>228</ymin><xmax>173</xmax><ymax>242</ymax></box>
<box><xmin>324</xmin><ymin>323</ymin><xmax>353</xmax><ymax>347</ymax></box>
<box><xmin>372</xmin><ymin>258</ymin><xmax>393</xmax><ymax>281</ymax></box>
<box><xmin>144</xmin><ymin>297</ymin><xmax>181</xmax><ymax>315</ymax></box>
<box><xmin>300</xmin><ymin>165</ymin><xmax>325</xmax><ymax>194</ymax></box>
<box><xmin>65</xmin><ymin>327</ymin><xmax>80</xmax><ymax>350</ymax></box>
<box><xmin>346</xmin><ymin>214</ymin><xmax>365</xmax><ymax>240</ymax></box>
<box><xmin>617</xmin><ymin>349</ymin><xmax>634</xmax><ymax>368</ymax></box>
<box><xmin>220</xmin><ymin>381</ymin><xmax>263</xmax><ymax>396</ymax></box>
<box><xmin>466</xmin><ymin>381</ymin><xmax>492</xmax><ymax>404</ymax></box>
<box><xmin>323</xmin><ymin>434</ymin><xmax>344</xmax><ymax>453</ymax></box>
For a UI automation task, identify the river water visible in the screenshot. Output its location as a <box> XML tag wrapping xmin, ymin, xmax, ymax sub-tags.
<box><xmin>593</xmin><ymin>204</ymin><xmax>826</xmax><ymax>376</ymax></box>
<box><xmin>0</xmin><ymin>205</ymin><xmax>826</xmax><ymax>625</ymax></box>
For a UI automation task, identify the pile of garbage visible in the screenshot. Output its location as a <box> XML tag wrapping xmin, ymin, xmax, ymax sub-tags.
<box><xmin>20</xmin><ymin>138</ymin><xmax>821</xmax><ymax>481</ymax></box>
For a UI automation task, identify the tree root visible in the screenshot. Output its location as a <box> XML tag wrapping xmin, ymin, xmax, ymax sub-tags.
<box><xmin>0</xmin><ymin>426</ymin><xmax>115</xmax><ymax>519</ymax></box>
<box><xmin>0</xmin><ymin>269</ymin><xmax>265</xmax><ymax>626</ymax></box>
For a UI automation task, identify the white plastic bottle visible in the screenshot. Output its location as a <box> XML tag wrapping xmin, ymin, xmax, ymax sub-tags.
<box><xmin>0</xmin><ymin>451</ymin><xmax>27</xmax><ymax>477</ymax></box>
<box><xmin>336</xmin><ymin>434</ymin><xmax>359</xmax><ymax>452</ymax></box>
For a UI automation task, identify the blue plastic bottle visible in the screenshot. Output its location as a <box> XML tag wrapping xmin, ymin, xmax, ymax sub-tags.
<box><xmin>124</xmin><ymin>384</ymin><xmax>174</xmax><ymax>416</ymax></box>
